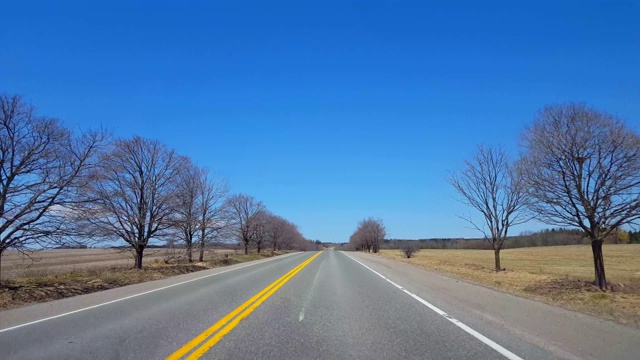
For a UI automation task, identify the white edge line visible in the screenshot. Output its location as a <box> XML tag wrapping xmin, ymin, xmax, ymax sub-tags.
<box><xmin>0</xmin><ymin>251</ymin><xmax>302</xmax><ymax>334</ymax></box>
<box><xmin>341</xmin><ymin>252</ymin><xmax>523</xmax><ymax>360</ymax></box>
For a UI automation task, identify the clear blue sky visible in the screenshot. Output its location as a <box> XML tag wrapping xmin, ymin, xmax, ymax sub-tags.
<box><xmin>2</xmin><ymin>1</ymin><xmax>639</xmax><ymax>242</ymax></box>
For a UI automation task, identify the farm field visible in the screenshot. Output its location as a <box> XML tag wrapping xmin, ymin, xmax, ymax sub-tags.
<box><xmin>377</xmin><ymin>244</ymin><xmax>640</xmax><ymax>327</ymax></box>
<box><xmin>0</xmin><ymin>248</ymin><xmax>235</xmax><ymax>279</ymax></box>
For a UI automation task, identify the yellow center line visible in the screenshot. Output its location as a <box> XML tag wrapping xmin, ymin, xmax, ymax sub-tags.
<box><xmin>166</xmin><ymin>251</ymin><xmax>323</xmax><ymax>360</ymax></box>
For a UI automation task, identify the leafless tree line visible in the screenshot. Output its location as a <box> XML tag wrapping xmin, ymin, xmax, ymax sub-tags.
<box><xmin>0</xmin><ymin>94</ymin><xmax>311</xmax><ymax>280</ymax></box>
<box><xmin>348</xmin><ymin>217</ymin><xmax>386</xmax><ymax>253</ymax></box>
<box><xmin>450</xmin><ymin>103</ymin><xmax>640</xmax><ymax>290</ymax></box>
<box><xmin>224</xmin><ymin>194</ymin><xmax>308</xmax><ymax>255</ymax></box>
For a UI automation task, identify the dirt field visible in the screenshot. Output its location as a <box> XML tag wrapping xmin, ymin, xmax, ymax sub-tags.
<box><xmin>377</xmin><ymin>244</ymin><xmax>640</xmax><ymax>327</ymax></box>
<box><xmin>1</xmin><ymin>248</ymin><xmax>234</xmax><ymax>279</ymax></box>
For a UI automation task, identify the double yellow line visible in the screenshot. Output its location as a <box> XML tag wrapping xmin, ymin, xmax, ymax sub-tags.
<box><xmin>166</xmin><ymin>251</ymin><xmax>323</xmax><ymax>360</ymax></box>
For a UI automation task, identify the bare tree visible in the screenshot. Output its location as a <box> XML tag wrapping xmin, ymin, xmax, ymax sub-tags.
<box><xmin>225</xmin><ymin>194</ymin><xmax>265</xmax><ymax>255</ymax></box>
<box><xmin>348</xmin><ymin>225</ymin><xmax>365</xmax><ymax>251</ymax></box>
<box><xmin>268</xmin><ymin>215</ymin><xmax>287</xmax><ymax>251</ymax></box>
<box><xmin>273</xmin><ymin>216</ymin><xmax>306</xmax><ymax>251</ymax></box>
<box><xmin>449</xmin><ymin>145</ymin><xmax>528</xmax><ymax>272</ymax></box>
<box><xmin>349</xmin><ymin>226</ymin><xmax>368</xmax><ymax>252</ymax></box>
<box><xmin>172</xmin><ymin>160</ymin><xmax>199</xmax><ymax>262</ymax></box>
<box><xmin>172</xmin><ymin>163</ymin><xmax>229</xmax><ymax>263</ymax></box>
<box><xmin>245</xmin><ymin>211</ymin><xmax>307</xmax><ymax>252</ymax></box>
<box><xmin>348</xmin><ymin>217</ymin><xmax>386</xmax><ymax>253</ymax></box>
<box><xmin>196</xmin><ymin>169</ymin><xmax>228</xmax><ymax>262</ymax></box>
<box><xmin>360</xmin><ymin>217</ymin><xmax>386</xmax><ymax>253</ymax></box>
<box><xmin>249</xmin><ymin>210</ymin><xmax>271</xmax><ymax>253</ymax></box>
<box><xmin>519</xmin><ymin>103</ymin><xmax>640</xmax><ymax>289</ymax></box>
<box><xmin>0</xmin><ymin>95</ymin><xmax>107</xmax><ymax>281</ymax></box>
<box><xmin>268</xmin><ymin>215</ymin><xmax>298</xmax><ymax>251</ymax></box>
<box><xmin>79</xmin><ymin>136</ymin><xmax>184</xmax><ymax>269</ymax></box>
<box><xmin>401</xmin><ymin>241</ymin><xmax>419</xmax><ymax>258</ymax></box>
<box><xmin>291</xmin><ymin>233</ymin><xmax>309</xmax><ymax>250</ymax></box>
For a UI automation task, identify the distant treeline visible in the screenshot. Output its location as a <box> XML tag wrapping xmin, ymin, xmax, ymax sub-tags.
<box><xmin>54</xmin><ymin>244</ymin><xmax>89</xmax><ymax>250</ymax></box>
<box><xmin>629</xmin><ymin>231</ymin><xmax>640</xmax><ymax>244</ymax></box>
<box><xmin>383</xmin><ymin>228</ymin><xmax>640</xmax><ymax>251</ymax></box>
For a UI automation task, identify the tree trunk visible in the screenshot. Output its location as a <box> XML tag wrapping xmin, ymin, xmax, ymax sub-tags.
<box><xmin>494</xmin><ymin>248</ymin><xmax>502</xmax><ymax>272</ymax></box>
<box><xmin>198</xmin><ymin>239</ymin><xmax>205</xmax><ymax>262</ymax></box>
<box><xmin>244</xmin><ymin>241</ymin><xmax>248</xmax><ymax>255</ymax></box>
<box><xmin>134</xmin><ymin>247</ymin><xmax>144</xmax><ymax>269</ymax></box>
<box><xmin>257</xmin><ymin>244</ymin><xmax>261</xmax><ymax>253</ymax></box>
<box><xmin>591</xmin><ymin>240</ymin><xmax>607</xmax><ymax>290</ymax></box>
<box><xmin>199</xmin><ymin>227</ymin><xmax>206</xmax><ymax>262</ymax></box>
<box><xmin>0</xmin><ymin>249</ymin><xmax>3</xmax><ymax>284</ymax></box>
<box><xmin>186</xmin><ymin>240</ymin><xmax>193</xmax><ymax>263</ymax></box>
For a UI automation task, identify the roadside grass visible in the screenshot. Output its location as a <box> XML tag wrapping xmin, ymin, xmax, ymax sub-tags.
<box><xmin>376</xmin><ymin>244</ymin><xmax>640</xmax><ymax>327</ymax></box>
<box><xmin>0</xmin><ymin>251</ymin><xmax>289</xmax><ymax>310</ymax></box>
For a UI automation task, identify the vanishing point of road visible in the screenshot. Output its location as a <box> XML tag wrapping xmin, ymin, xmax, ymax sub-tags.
<box><xmin>1</xmin><ymin>250</ymin><xmax>640</xmax><ymax>359</ymax></box>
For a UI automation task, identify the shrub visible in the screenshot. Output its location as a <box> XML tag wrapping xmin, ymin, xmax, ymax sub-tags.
<box><xmin>401</xmin><ymin>242</ymin><xmax>419</xmax><ymax>258</ymax></box>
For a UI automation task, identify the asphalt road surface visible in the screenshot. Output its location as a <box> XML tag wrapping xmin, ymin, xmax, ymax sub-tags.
<box><xmin>1</xmin><ymin>250</ymin><xmax>640</xmax><ymax>359</ymax></box>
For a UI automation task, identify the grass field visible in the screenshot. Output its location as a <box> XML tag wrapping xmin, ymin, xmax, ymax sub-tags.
<box><xmin>0</xmin><ymin>248</ymin><xmax>281</xmax><ymax>310</ymax></box>
<box><xmin>377</xmin><ymin>244</ymin><xmax>640</xmax><ymax>327</ymax></box>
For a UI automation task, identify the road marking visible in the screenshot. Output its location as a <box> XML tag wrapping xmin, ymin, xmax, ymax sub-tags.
<box><xmin>0</xmin><ymin>252</ymin><xmax>301</xmax><ymax>334</ymax></box>
<box><xmin>342</xmin><ymin>252</ymin><xmax>524</xmax><ymax>360</ymax></box>
<box><xmin>299</xmin><ymin>258</ymin><xmax>323</xmax><ymax>323</ymax></box>
<box><xmin>168</xmin><ymin>251</ymin><xmax>323</xmax><ymax>360</ymax></box>
<box><xmin>167</xmin><ymin>252</ymin><xmax>320</xmax><ymax>359</ymax></box>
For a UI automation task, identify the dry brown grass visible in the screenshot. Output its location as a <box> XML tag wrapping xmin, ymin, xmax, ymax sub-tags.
<box><xmin>1</xmin><ymin>248</ymin><xmax>235</xmax><ymax>279</ymax></box>
<box><xmin>377</xmin><ymin>244</ymin><xmax>640</xmax><ymax>327</ymax></box>
<box><xmin>0</xmin><ymin>250</ymin><xmax>287</xmax><ymax>310</ymax></box>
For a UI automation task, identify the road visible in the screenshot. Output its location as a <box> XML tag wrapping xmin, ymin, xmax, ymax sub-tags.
<box><xmin>1</xmin><ymin>250</ymin><xmax>640</xmax><ymax>359</ymax></box>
